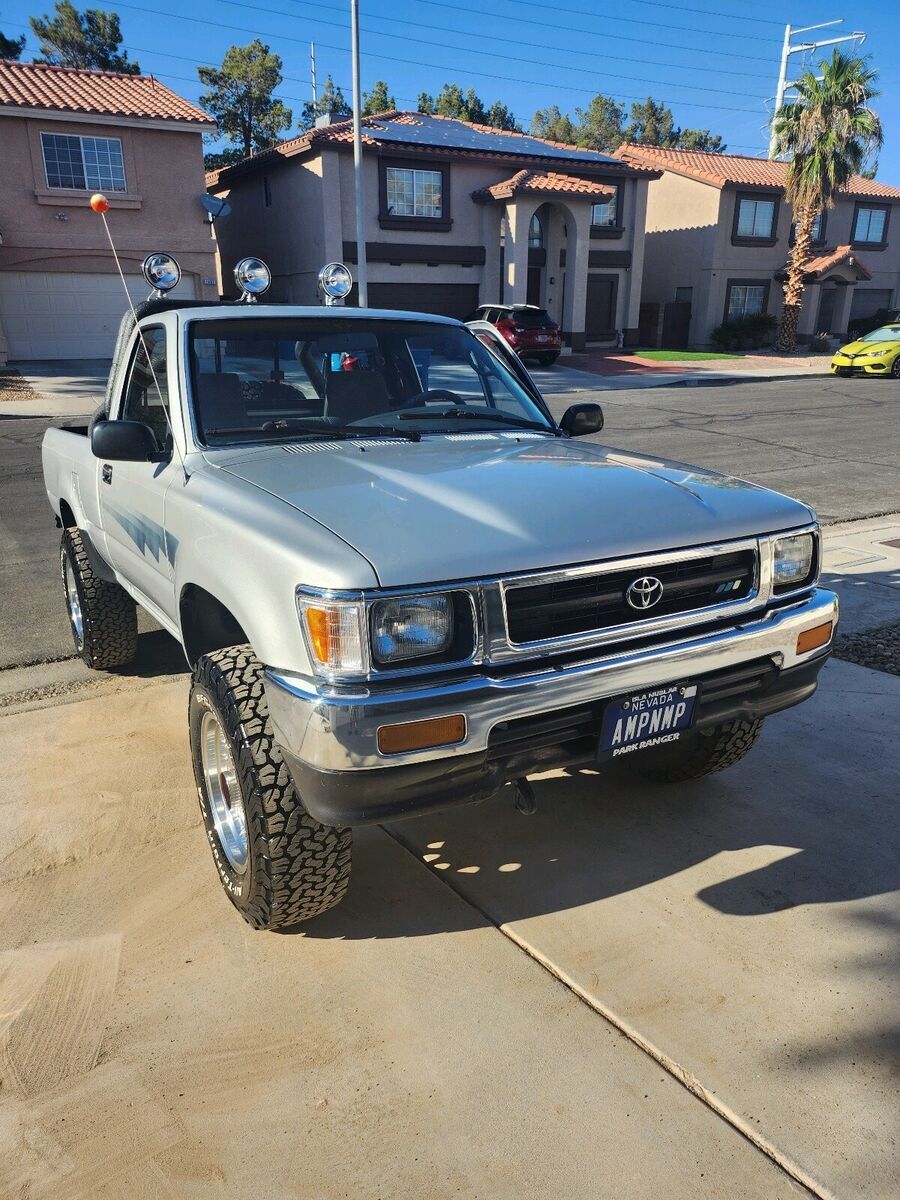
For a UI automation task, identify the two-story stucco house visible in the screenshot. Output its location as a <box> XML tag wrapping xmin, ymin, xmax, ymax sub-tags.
<box><xmin>0</xmin><ymin>59</ymin><xmax>218</xmax><ymax>363</ymax></box>
<box><xmin>207</xmin><ymin>112</ymin><xmax>660</xmax><ymax>351</ymax></box>
<box><xmin>616</xmin><ymin>144</ymin><xmax>900</xmax><ymax>348</ymax></box>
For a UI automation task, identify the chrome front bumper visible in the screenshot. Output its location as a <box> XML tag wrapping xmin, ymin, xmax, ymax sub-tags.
<box><xmin>264</xmin><ymin>588</ymin><xmax>838</xmax><ymax>776</ymax></box>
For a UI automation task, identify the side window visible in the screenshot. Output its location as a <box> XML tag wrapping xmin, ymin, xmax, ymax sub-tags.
<box><xmin>121</xmin><ymin>326</ymin><xmax>170</xmax><ymax>450</ymax></box>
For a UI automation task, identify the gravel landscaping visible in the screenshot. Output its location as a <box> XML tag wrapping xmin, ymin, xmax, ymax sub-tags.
<box><xmin>0</xmin><ymin>370</ymin><xmax>39</xmax><ymax>402</ymax></box>
<box><xmin>835</xmin><ymin>621</ymin><xmax>900</xmax><ymax>676</ymax></box>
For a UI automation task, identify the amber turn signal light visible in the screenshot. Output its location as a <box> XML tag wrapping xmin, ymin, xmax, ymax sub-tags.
<box><xmin>796</xmin><ymin>621</ymin><xmax>833</xmax><ymax>655</ymax></box>
<box><xmin>377</xmin><ymin>714</ymin><xmax>466</xmax><ymax>755</ymax></box>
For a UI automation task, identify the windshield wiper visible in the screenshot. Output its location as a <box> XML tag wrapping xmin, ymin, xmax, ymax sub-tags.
<box><xmin>205</xmin><ymin>420</ymin><xmax>421</xmax><ymax>443</ymax></box>
<box><xmin>397</xmin><ymin>408</ymin><xmax>556</xmax><ymax>434</ymax></box>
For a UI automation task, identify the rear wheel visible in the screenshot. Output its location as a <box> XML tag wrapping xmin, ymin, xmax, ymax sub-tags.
<box><xmin>536</xmin><ymin>352</ymin><xmax>560</xmax><ymax>366</ymax></box>
<box><xmin>628</xmin><ymin>718</ymin><xmax>764</xmax><ymax>783</ymax></box>
<box><xmin>189</xmin><ymin>645</ymin><xmax>352</xmax><ymax>929</ymax></box>
<box><xmin>60</xmin><ymin>527</ymin><xmax>137</xmax><ymax>669</ymax></box>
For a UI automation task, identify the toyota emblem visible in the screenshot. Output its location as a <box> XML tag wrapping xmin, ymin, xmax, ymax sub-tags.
<box><xmin>626</xmin><ymin>575</ymin><xmax>664</xmax><ymax>610</ymax></box>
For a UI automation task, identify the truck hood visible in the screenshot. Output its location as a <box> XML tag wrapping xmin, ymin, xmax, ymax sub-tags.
<box><xmin>208</xmin><ymin>434</ymin><xmax>813</xmax><ymax>587</ymax></box>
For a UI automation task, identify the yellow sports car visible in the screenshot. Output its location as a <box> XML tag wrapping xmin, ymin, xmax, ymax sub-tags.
<box><xmin>831</xmin><ymin>324</ymin><xmax>900</xmax><ymax>378</ymax></box>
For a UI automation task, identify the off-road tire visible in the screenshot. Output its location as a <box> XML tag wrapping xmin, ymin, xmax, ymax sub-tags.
<box><xmin>60</xmin><ymin>527</ymin><xmax>138</xmax><ymax>669</ymax></box>
<box><xmin>189</xmin><ymin>645</ymin><xmax>352</xmax><ymax>930</ymax></box>
<box><xmin>631</xmin><ymin>718</ymin><xmax>764</xmax><ymax>783</ymax></box>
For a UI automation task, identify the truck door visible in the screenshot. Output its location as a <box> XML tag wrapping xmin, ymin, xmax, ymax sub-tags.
<box><xmin>97</xmin><ymin>324</ymin><xmax>178</xmax><ymax>623</ymax></box>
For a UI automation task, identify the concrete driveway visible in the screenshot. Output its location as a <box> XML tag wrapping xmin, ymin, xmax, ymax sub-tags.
<box><xmin>1</xmin><ymin>653</ymin><xmax>897</xmax><ymax>1197</ymax></box>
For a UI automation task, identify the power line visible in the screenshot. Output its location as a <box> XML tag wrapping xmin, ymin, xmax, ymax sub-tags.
<box><xmin>229</xmin><ymin>0</ymin><xmax>764</xmax><ymax>99</ymax></box>
<box><xmin>278</xmin><ymin>0</ymin><xmax>773</xmax><ymax>79</ymax></box>
<box><xmin>413</xmin><ymin>0</ymin><xmax>779</xmax><ymax>49</ymax></box>
<box><xmin>87</xmin><ymin>0</ymin><xmax>761</xmax><ymax>112</ymax></box>
<box><xmin>622</xmin><ymin>0</ymin><xmax>782</xmax><ymax>23</ymax></box>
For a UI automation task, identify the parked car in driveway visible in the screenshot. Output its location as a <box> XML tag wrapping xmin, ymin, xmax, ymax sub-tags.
<box><xmin>41</xmin><ymin>252</ymin><xmax>838</xmax><ymax>932</ymax></box>
<box><xmin>467</xmin><ymin>304</ymin><xmax>562</xmax><ymax>365</ymax></box>
<box><xmin>831</xmin><ymin>323</ymin><xmax>900</xmax><ymax>377</ymax></box>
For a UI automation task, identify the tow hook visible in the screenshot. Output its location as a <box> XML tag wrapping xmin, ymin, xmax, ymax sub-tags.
<box><xmin>512</xmin><ymin>777</ymin><xmax>537</xmax><ymax>815</ymax></box>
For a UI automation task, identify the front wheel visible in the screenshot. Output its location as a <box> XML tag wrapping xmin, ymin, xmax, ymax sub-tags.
<box><xmin>890</xmin><ymin>356</ymin><xmax>900</xmax><ymax>379</ymax></box>
<box><xmin>189</xmin><ymin>645</ymin><xmax>352</xmax><ymax>929</ymax></box>
<box><xmin>60</xmin><ymin>527</ymin><xmax>137</xmax><ymax>669</ymax></box>
<box><xmin>628</xmin><ymin>718</ymin><xmax>764</xmax><ymax>783</ymax></box>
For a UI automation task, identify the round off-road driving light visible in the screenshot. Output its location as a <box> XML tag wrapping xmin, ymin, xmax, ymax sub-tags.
<box><xmin>234</xmin><ymin>257</ymin><xmax>271</xmax><ymax>301</ymax></box>
<box><xmin>318</xmin><ymin>261</ymin><xmax>353</xmax><ymax>304</ymax></box>
<box><xmin>142</xmin><ymin>252</ymin><xmax>181</xmax><ymax>294</ymax></box>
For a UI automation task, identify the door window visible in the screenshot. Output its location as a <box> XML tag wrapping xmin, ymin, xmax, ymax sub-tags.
<box><xmin>121</xmin><ymin>327</ymin><xmax>170</xmax><ymax>450</ymax></box>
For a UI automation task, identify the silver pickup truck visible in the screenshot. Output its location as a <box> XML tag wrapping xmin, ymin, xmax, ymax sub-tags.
<box><xmin>42</xmin><ymin>254</ymin><xmax>838</xmax><ymax>931</ymax></box>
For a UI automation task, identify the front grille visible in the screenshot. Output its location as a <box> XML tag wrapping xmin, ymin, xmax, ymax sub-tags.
<box><xmin>504</xmin><ymin>548</ymin><xmax>757</xmax><ymax>645</ymax></box>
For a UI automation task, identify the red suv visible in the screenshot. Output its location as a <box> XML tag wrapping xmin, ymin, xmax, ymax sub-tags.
<box><xmin>467</xmin><ymin>304</ymin><xmax>562</xmax><ymax>366</ymax></box>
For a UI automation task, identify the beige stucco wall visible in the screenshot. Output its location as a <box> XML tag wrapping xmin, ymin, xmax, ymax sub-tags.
<box><xmin>0</xmin><ymin>114</ymin><xmax>218</xmax><ymax>291</ymax></box>
<box><xmin>641</xmin><ymin>167</ymin><xmax>900</xmax><ymax>345</ymax></box>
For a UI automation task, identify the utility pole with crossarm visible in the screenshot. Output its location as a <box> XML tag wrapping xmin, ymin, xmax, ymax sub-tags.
<box><xmin>768</xmin><ymin>20</ymin><xmax>866</xmax><ymax>159</ymax></box>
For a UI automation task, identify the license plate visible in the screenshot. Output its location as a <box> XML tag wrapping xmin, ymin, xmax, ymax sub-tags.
<box><xmin>536</xmin><ymin>334</ymin><xmax>549</xmax><ymax>342</ymax></box>
<box><xmin>598</xmin><ymin>683</ymin><xmax>697</xmax><ymax>759</ymax></box>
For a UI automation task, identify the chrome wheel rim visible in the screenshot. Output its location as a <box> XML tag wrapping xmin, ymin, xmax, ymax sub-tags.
<box><xmin>200</xmin><ymin>710</ymin><xmax>249</xmax><ymax>873</ymax></box>
<box><xmin>63</xmin><ymin>556</ymin><xmax>84</xmax><ymax>649</ymax></box>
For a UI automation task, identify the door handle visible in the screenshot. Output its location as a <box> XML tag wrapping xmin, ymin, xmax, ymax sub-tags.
<box><xmin>101</xmin><ymin>464</ymin><xmax>113</xmax><ymax>485</ymax></box>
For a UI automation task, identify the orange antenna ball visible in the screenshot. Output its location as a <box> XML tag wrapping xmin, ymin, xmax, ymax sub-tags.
<box><xmin>90</xmin><ymin>193</ymin><xmax>110</xmax><ymax>213</ymax></box>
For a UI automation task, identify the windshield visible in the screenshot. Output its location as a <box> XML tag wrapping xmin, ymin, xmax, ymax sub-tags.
<box><xmin>861</xmin><ymin>325</ymin><xmax>900</xmax><ymax>342</ymax></box>
<box><xmin>188</xmin><ymin>317</ymin><xmax>555</xmax><ymax>445</ymax></box>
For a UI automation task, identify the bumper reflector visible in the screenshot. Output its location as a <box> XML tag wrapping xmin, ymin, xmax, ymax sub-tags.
<box><xmin>377</xmin><ymin>714</ymin><xmax>466</xmax><ymax>755</ymax></box>
<box><xmin>796</xmin><ymin>621</ymin><xmax>833</xmax><ymax>655</ymax></box>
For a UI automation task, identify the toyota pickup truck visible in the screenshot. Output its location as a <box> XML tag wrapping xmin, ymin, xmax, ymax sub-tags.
<box><xmin>42</xmin><ymin>254</ymin><xmax>838</xmax><ymax>931</ymax></box>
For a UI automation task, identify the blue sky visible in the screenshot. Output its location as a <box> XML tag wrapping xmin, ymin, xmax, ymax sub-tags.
<box><xmin>3</xmin><ymin>0</ymin><xmax>898</xmax><ymax>179</ymax></box>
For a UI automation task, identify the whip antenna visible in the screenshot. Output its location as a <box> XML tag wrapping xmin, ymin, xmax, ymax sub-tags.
<box><xmin>90</xmin><ymin>193</ymin><xmax>189</xmax><ymax>481</ymax></box>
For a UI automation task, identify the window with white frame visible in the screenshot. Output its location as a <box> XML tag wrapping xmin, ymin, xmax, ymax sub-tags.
<box><xmin>41</xmin><ymin>132</ymin><xmax>126</xmax><ymax>192</ymax></box>
<box><xmin>591</xmin><ymin>189</ymin><xmax>618</xmax><ymax>227</ymax></box>
<box><xmin>853</xmin><ymin>205</ymin><xmax>887</xmax><ymax>244</ymax></box>
<box><xmin>727</xmin><ymin>283</ymin><xmax>767</xmax><ymax>321</ymax></box>
<box><xmin>385</xmin><ymin>166</ymin><xmax>442</xmax><ymax>218</ymax></box>
<box><xmin>736</xmin><ymin>196</ymin><xmax>776</xmax><ymax>239</ymax></box>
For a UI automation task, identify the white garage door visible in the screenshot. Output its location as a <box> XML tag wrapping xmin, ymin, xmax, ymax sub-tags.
<box><xmin>0</xmin><ymin>270</ymin><xmax>197</xmax><ymax>361</ymax></box>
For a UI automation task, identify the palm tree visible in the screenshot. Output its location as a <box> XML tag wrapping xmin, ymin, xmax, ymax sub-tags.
<box><xmin>772</xmin><ymin>50</ymin><xmax>882</xmax><ymax>352</ymax></box>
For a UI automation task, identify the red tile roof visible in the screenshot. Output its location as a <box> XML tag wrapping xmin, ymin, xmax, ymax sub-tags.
<box><xmin>802</xmin><ymin>244</ymin><xmax>872</xmax><ymax>280</ymax></box>
<box><xmin>207</xmin><ymin>111</ymin><xmax>657</xmax><ymax>188</ymax></box>
<box><xmin>0</xmin><ymin>59</ymin><xmax>214</xmax><ymax>126</ymax></box>
<box><xmin>473</xmin><ymin>169</ymin><xmax>614</xmax><ymax>201</ymax></box>
<box><xmin>616</xmin><ymin>143</ymin><xmax>900</xmax><ymax>200</ymax></box>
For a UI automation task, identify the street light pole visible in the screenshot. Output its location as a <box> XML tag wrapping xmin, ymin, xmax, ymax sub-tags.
<box><xmin>350</xmin><ymin>0</ymin><xmax>368</xmax><ymax>307</ymax></box>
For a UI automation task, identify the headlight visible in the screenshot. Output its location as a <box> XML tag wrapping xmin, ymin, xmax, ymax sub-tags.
<box><xmin>297</xmin><ymin>595</ymin><xmax>367</xmax><ymax>677</ymax></box>
<box><xmin>868</xmin><ymin>348</ymin><xmax>891</xmax><ymax>357</ymax></box>
<box><xmin>371</xmin><ymin>595</ymin><xmax>453</xmax><ymax>664</ymax></box>
<box><xmin>773</xmin><ymin>532</ymin><xmax>815</xmax><ymax>592</ymax></box>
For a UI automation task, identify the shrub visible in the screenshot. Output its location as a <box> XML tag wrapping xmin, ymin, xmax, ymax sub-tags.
<box><xmin>711</xmin><ymin>312</ymin><xmax>777</xmax><ymax>351</ymax></box>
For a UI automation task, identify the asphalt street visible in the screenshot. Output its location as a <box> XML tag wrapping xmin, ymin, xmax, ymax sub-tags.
<box><xmin>2</xmin><ymin>374</ymin><xmax>898</xmax><ymax>669</ymax></box>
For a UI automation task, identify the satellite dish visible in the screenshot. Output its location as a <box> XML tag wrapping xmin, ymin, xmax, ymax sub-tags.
<box><xmin>199</xmin><ymin>194</ymin><xmax>231</xmax><ymax>220</ymax></box>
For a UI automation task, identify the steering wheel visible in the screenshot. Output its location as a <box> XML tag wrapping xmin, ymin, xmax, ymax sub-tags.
<box><xmin>415</xmin><ymin>389</ymin><xmax>466</xmax><ymax>406</ymax></box>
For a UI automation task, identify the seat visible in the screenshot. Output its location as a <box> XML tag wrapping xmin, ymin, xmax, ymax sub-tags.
<box><xmin>325</xmin><ymin>370</ymin><xmax>391</xmax><ymax>424</ymax></box>
<box><xmin>195</xmin><ymin>372</ymin><xmax>247</xmax><ymax>431</ymax></box>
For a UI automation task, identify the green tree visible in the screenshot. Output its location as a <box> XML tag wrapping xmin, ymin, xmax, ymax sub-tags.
<box><xmin>484</xmin><ymin>100</ymin><xmax>520</xmax><ymax>132</ymax></box>
<box><xmin>30</xmin><ymin>1</ymin><xmax>139</xmax><ymax>72</ymax></box>
<box><xmin>574</xmin><ymin>94</ymin><xmax>625</xmax><ymax>151</ymax></box>
<box><xmin>362</xmin><ymin>79</ymin><xmax>395</xmax><ymax>116</ymax></box>
<box><xmin>772</xmin><ymin>50</ymin><xmax>882</xmax><ymax>351</ymax></box>
<box><xmin>300</xmin><ymin>74</ymin><xmax>351</xmax><ymax>130</ymax></box>
<box><xmin>624</xmin><ymin>96</ymin><xmax>675</xmax><ymax>146</ymax></box>
<box><xmin>1</xmin><ymin>30</ymin><xmax>26</xmax><ymax>58</ymax></box>
<box><xmin>531</xmin><ymin>105</ymin><xmax>577</xmax><ymax>144</ymax></box>
<box><xmin>198</xmin><ymin>40</ymin><xmax>291</xmax><ymax>161</ymax></box>
<box><xmin>677</xmin><ymin>128</ymin><xmax>726</xmax><ymax>152</ymax></box>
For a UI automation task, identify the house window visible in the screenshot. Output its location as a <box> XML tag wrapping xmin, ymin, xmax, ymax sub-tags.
<box><xmin>41</xmin><ymin>132</ymin><xmax>126</xmax><ymax>192</ymax></box>
<box><xmin>385</xmin><ymin>166</ymin><xmax>443</xmax><ymax>218</ymax></box>
<box><xmin>726</xmin><ymin>283</ymin><xmax>767</xmax><ymax>321</ymax></box>
<box><xmin>853</xmin><ymin>204</ymin><xmax>888</xmax><ymax>244</ymax></box>
<box><xmin>735</xmin><ymin>196</ymin><xmax>777</xmax><ymax>239</ymax></box>
<box><xmin>591</xmin><ymin>190</ymin><xmax>618</xmax><ymax>227</ymax></box>
<box><xmin>528</xmin><ymin>213</ymin><xmax>544</xmax><ymax>248</ymax></box>
<box><xmin>810</xmin><ymin>212</ymin><xmax>823</xmax><ymax>242</ymax></box>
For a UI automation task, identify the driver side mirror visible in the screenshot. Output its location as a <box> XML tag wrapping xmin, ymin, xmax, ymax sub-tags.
<box><xmin>560</xmin><ymin>403</ymin><xmax>604</xmax><ymax>437</ymax></box>
<box><xmin>91</xmin><ymin>419</ymin><xmax>161</xmax><ymax>462</ymax></box>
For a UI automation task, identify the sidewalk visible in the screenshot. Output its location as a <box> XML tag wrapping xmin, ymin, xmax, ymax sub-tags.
<box><xmin>562</xmin><ymin>348</ymin><xmax>830</xmax><ymax>390</ymax></box>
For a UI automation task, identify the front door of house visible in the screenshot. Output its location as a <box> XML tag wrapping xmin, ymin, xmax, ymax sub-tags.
<box><xmin>816</xmin><ymin>285</ymin><xmax>838</xmax><ymax>334</ymax></box>
<box><xmin>586</xmin><ymin>275</ymin><xmax>617</xmax><ymax>341</ymax></box>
